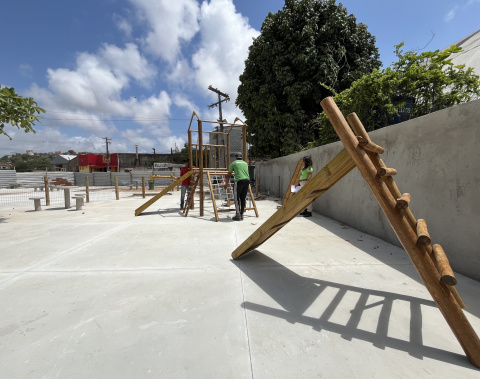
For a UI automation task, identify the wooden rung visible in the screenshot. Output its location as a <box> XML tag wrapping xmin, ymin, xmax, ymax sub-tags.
<box><xmin>433</xmin><ymin>244</ymin><xmax>457</xmax><ymax>286</ymax></box>
<box><xmin>306</xmin><ymin>189</ymin><xmax>328</xmax><ymax>199</ymax></box>
<box><xmin>377</xmin><ymin>167</ymin><xmax>397</xmax><ymax>177</ymax></box>
<box><xmin>396</xmin><ymin>193</ymin><xmax>411</xmax><ymax>209</ymax></box>
<box><xmin>416</xmin><ymin>219</ymin><xmax>431</xmax><ymax>245</ymax></box>
<box><xmin>356</xmin><ymin>136</ymin><xmax>385</xmax><ymax>154</ymax></box>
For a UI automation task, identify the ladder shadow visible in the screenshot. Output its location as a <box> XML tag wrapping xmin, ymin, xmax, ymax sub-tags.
<box><xmin>306</xmin><ymin>214</ymin><xmax>480</xmax><ymax>319</ymax></box>
<box><xmin>234</xmin><ymin>252</ymin><xmax>477</xmax><ymax>370</ymax></box>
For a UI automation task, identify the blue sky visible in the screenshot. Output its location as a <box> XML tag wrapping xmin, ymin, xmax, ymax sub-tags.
<box><xmin>1</xmin><ymin>0</ymin><xmax>479</xmax><ymax>158</ymax></box>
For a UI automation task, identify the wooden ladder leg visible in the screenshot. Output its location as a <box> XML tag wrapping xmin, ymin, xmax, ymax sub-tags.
<box><xmin>323</xmin><ymin>97</ymin><xmax>480</xmax><ymax>368</ymax></box>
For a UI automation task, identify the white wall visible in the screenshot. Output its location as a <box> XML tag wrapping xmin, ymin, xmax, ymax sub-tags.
<box><xmin>255</xmin><ymin>99</ymin><xmax>480</xmax><ymax>281</ymax></box>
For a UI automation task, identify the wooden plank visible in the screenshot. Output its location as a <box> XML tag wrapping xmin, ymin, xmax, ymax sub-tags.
<box><xmin>231</xmin><ymin>148</ymin><xmax>356</xmax><ymax>259</ymax></box>
<box><xmin>282</xmin><ymin>158</ymin><xmax>304</xmax><ymax>204</ymax></box>
<box><xmin>134</xmin><ymin>171</ymin><xmax>193</xmax><ymax>216</ymax></box>
<box><xmin>207</xmin><ymin>172</ymin><xmax>220</xmax><ymax>222</ymax></box>
<box><xmin>184</xmin><ymin>174</ymin><xmax>198</xmax><ymax>217</ymax></box>
<box><xmin>322</xmin><ymin>96</ymin><xmax>480</xmax><ymax>368</ymax></box>
<box><xmin>248</xmin><ymin>185</ymin><xmax>259</xmax><ymax>217</ymax></box>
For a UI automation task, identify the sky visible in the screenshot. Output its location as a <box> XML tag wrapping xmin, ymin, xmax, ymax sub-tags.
<box><xmin>1</xmin><ymin>0</ymin><xmax>479</xmax><ymax>158</ymax></box>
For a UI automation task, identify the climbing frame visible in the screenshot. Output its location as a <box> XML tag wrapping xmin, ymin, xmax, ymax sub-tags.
<box><xmin>231</xmin><ymin>96</ymin><xmax>480</xmax><ymax>368</ymax></box>
<box><xmin>206</xmin><ymin>171</ymin><xmax>259</xmax><ymax>222</ymax></box>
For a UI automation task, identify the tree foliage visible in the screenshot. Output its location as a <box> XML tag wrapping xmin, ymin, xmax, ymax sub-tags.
<box><xmin>0</xmin><ymin>153</ymin><xmax>55</xmax><ymax>172</ymax></box>
<box><xmin>310</xmin><ymin>43</ymin><xmax>480</xmax><ymax>147</ymax></box>
<box><xmin>236</xmin><ymin>0</ymin><xmax>381</xmax><ymax>158</ymax></box>
<box><xmin>0</xmin><ymin>86</ymin><xmax>45</xmax><ymax>139</ymax></box>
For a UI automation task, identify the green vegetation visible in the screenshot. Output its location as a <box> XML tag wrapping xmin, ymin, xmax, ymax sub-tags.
<box><xmin>309</xmin><ymin>43</ymin><xmax>480</xmax><ymax>147</ymax></box>
<box><xmin>236</xmin><ymin>0</ymin><xmax>381</xmax><ymax>158</ymax></box>
<box><xmin>0</xmin><ymin>86</ymin><xmax>45</xmax><ymax>139</ymax></box>
<box><xmin>0</xmin><ymin>153</ymin><xmax>55</xmax><ymax>172</ymax></box>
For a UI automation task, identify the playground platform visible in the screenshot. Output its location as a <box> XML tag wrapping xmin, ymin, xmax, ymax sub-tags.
<box><xmin>1</xmin><ymin>194</ymin><xmax>479</xmax><ymax>378</ymax></box>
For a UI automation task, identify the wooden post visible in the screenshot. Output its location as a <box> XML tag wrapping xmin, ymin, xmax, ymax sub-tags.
<box><xmin>44</xmin><ymin>175</ymin><xmax>50</xmax><ymax>206</ymax></box>
<box><xmin>227</xmin><ymin>133</ymin><xmax>231</xmax><ymax>168</ymax></box>
<box><xmin>188</xmin><ymin>130</ymin><xmax>193</xmax><ymax>169</ymax></box>
<box><xmin>141</xmin><ymin>177</ymin><xmax>146</xmax><ymax>198</ymax></box>
<box><xmin>114</xmin><ymin>176</ymin><xmax>119</xmax><ymax>200</ymax></box>
<box><xmin>85</xmin><ymin>176</ymin><xmax>90</xmax><ymax>203</ymax></box>
<box><xmin>198</xmin><ymin>120</ymin><xmax>204</xmax><ymax>216</ymax></box>
<box><xmin>323</xmin><ymin>97</ymin><xmax>480</xmax><ymax>368</ymax></box>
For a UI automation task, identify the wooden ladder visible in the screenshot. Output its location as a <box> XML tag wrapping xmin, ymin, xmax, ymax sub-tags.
<box><xmin>183</xmin><ymin>172</ymin><xmax>199</xmax><ymax>217</ymax></box>
<box><xmin>207</xmin><ymin>171</ymin><xmax>259</xmax><ymax>222</ymax></box>
<box><xmin>231</xmin><ymin>97</ymin><xmax>480</xmax><ymax>368</ymax></box>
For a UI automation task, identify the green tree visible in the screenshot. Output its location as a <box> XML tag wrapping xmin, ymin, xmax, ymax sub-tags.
<box><xmin>310</xmin><ymin>43</ymin><xmax>480</xmax><ymax>147</ymax></box>
<box><xmin>236</xmin><ymin>0</ymin><xmax>381</xmax><ymax>158</ymax></box>
<box><xmin>0</xmin><ymin>153</ymin><xmax>55</xmax><ymax>172</ymax></box>
<box><xmin>0</xmin><ymin>86</ymin><xmax>45</xmax><ymax>138</ymax></box>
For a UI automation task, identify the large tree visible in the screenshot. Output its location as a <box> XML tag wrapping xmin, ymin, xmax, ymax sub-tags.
<box><xmin>236</xmin><ymin>0</ymin><xmax>381</xmax><ymax>158</ymax></box>
<box><xmin>0</xmin><ymin>86</ymin><xmax>45</xmax><ymax>139</ymax></box>
<box><xmin>310</xmin><ymin>43</ymin><xmax>480</xmax><ymax>147</ymax></box>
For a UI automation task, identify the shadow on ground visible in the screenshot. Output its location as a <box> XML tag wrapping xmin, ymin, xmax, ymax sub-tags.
<box><xmin>233</xmin><ymin>252</ymin><xmax>478</xmax><ymax>371</ymax></box>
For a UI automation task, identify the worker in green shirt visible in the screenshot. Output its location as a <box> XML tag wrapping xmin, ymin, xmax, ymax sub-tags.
<box><xmin>298</xmin><ymin>155</ymin><xmax>314</xmax><ymax>217</ymax></box>
<box><xmin>224</xmin><ymin>152</ymin><xmax>250</xmax><ymax>221</ymax></box>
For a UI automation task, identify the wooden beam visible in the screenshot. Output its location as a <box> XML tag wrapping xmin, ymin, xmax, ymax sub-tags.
<box><xmin>231</xmin><ymin>148</ymin><xmax>355</xmax><ymax>259</ymax></box>
<box><xmin>134</xmin><ymin>171</ymin><xmax>193</xmax><ymax>216</ymax></box>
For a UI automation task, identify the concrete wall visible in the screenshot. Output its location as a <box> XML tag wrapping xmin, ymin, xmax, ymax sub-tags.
<box><xmin>255</xmin><ymin>99</ymin><xmax>480</xmax><ymax>281</ymax></box>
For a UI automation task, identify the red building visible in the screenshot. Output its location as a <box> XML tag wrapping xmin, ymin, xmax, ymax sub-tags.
<box><xmin>78</xmin><ymin>153</ymin><xmax>118</xmax><ymax>172</ymax></box>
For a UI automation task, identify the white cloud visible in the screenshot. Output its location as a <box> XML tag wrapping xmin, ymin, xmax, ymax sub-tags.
<box><xmin>190</xmin><ymin>0</ymin><xmax>259</xmax><ymax>120</ymax></box>
<box><xmin>1</xmin><ymin>0</ymin><xmax>260</xmax><ymax>157</ymax></box>
<box><xmin>129</xmin><ymin>0</ymin><xmax>200</xmax><ymax>62</ymax></box>
<box><xmin>26</xmin><ymin>43</ymin><xmax>169</xmax><ymax>138</ymax></box>
<box><xmin>114</xmin><ymin>14</ymin><xmax>133</xmax><ymax>38</ymax></box>
<box><xmin>18</xmin><ymin>64</ymin><xmax>33</xmax><ymax>78</ymax></box>
<box><xmin>172</xmin><ymin>93</ymin><xmax>197</xmax><ymax>113</ymax></box>
<box><xmin>445</xmin><ymin>6</ymin><xmax>458</xmax><ymax>22</ymax></box>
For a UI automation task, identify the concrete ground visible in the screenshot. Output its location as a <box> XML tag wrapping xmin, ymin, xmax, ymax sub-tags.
<box><xmin>1</xmin><ymin>192</ymin><xmax>480</xmax><ymax>378</ymax></box>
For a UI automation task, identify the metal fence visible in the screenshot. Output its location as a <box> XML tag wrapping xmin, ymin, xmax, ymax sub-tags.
<box><xmin>0</xmin><ymin>186</ymin><xmax>119</xmax><ymax>209</ymax></box>
<box><xmin>0</xmin><ymin>169</ymin><xmax>184</xmax><ymax>209</ymax></box>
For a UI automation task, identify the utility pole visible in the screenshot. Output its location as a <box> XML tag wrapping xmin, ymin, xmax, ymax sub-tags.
<box><xmin>152</xmin><ymin>148</ymin><xmax>156</xmax><ymax>169</ymax></box>
<box><xmin>208</xmin><ymin>85</ymin><xmax>230</xmax><ymax>166</ymax></box>
<box><xmin>103</xmin><ymin>137</ymin><xmax>111</xmax><ymax>172</ymax></box>
<box><xmin>135</xmin><ymin>144</ymin><xmax>139</xmax><ymax>168</ymax></box>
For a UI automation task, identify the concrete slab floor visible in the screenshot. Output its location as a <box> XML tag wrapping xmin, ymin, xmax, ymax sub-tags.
<box><xmin>1</xmin><ymin>194</ymin><xmax>479</xmax><ymax>378</ymax></box>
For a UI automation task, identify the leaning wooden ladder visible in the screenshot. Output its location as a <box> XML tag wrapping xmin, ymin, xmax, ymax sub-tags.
<box><xmin>183</xmin><ymin>172</ymin><xmax>199</xmax><ymax>216</ymax></box>
<box><xmin>231</xmin><ymin>97</ymin><xmax>480</xmax><ymax>368</ymax></box>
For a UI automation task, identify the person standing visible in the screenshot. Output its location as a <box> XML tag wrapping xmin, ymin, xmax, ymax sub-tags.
<box><xmin>299</xmin><ymin>155</ymin><xmax>314</xmax><ymax>217</ymax></box>
<box><xmin>224</xmin><ymin>152</ymin><xmax>250</xmax><ymax>221</ymax></box>
<box><xmin>179</xmin><ymin>158</ymin><xmax>192</xmax><ymax>210</ymax></box>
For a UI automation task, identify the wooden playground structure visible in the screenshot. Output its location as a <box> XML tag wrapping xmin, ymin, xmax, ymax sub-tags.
<box><xmin>134</xmin><ymin>111</ymin><xmax>258</xmax><ymax>221</ymax></box>
<box><xmin>231</xmin><ymin>97</ymin><xmax>480</xmax><ymax>368</ymax></box>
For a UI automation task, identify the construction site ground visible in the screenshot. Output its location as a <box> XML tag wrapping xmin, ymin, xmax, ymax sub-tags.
<box><xmin>1</xmin><ymin>192</ymin><xmax>480</xmax><ymax>378</ymax></box>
